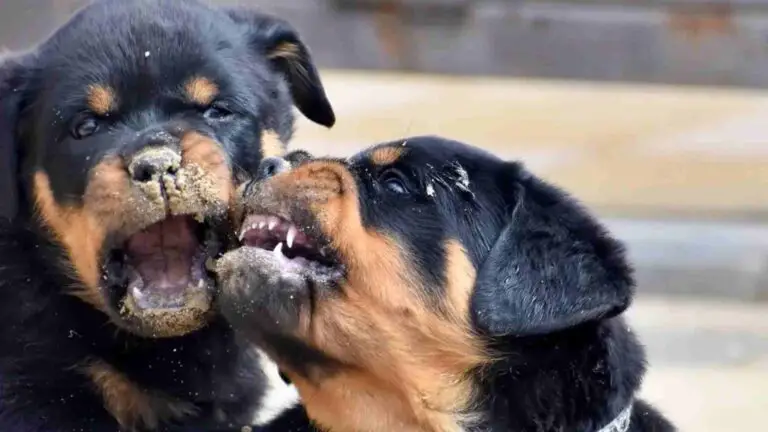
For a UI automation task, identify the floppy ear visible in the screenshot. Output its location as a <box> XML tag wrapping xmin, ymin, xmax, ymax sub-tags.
<box><xmin>471</xmin><ymin>166</ymin><xmax>634</xmax><ymax>337</ymax></box>
<box><xmin>0</xmin><ymin>54</ymin><xmax>30</xmax><ymax>221</ymax></box>
<box><xmin>227</xmin><ymin>8</ymin><xmax>335</xmax><ymax>129</ymax></box>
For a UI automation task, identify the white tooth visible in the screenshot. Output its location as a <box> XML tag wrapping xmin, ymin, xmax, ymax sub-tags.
<box><xmin>258</xmin><ymin>221</ymin><xmax>266</xmax><ymax>229</ymax></box>
<box><xmin>286</xmin><ymin>226</ymin><xmax>297</xmax><ymax>248</ymax></box>
<box><xmin>251</xmin><ymin>223</ymin><xmax>258</xmax><ymax>230</ymax></box>
<box><xmin>273</xmin><ymin>242</ymin><xmax>284</xmax><ymax>256</ymax></box>
<box><xmin>238</xmin><ymin>229</ymin><xmax>246</xmax><ymax>241</ymax></box>
<box><xmin>268</xmin><ymin>218</ymin><xmax>278</xmax><ymax>230</ymax></box>
<box><xmin>132</xmin><ymin>286</ymin><xmax>144</xmax><ymax>300</ymax></box>
<box><xmin>197</xmin><ymin>279</ymin><xmax>205</xmax><ymax>289</ymax></box>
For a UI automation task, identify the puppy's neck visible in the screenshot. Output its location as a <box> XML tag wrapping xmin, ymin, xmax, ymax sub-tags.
<box><xmin>475</xmin><ymin>318</ymin><xmax>642</xmax><ymax>431</ymax></box>
<box><xmin>286</xmin><ymin>356</ymin><xmax>482</xmax><ymax>432</ymax></box>
<box><xmin>276</xmin><ymin>246</ymin><xmax>489</xmax><ymax>432</ymax></box>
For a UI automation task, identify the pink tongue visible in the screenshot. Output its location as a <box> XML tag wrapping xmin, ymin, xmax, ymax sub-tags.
<box><xmin>126</xmin><ymin>216</ymin><xmax>198</xmax><ymax>294</ymax></box>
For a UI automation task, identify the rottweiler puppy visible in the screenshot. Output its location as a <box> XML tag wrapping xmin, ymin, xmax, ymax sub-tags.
<box><xmin>0</xmin><ymin>0</ymin><xmax>334</xmax><ymax>430</ymax></box>
<box><xmin>216</xmin><ymin>136</ymin><xmax>676</xmax><ymax>432</ymax></box>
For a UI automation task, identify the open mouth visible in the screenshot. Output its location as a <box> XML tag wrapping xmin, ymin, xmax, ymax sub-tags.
<box><xmin>237</xmin><ymin>214</ymin><xmax>341</xmax><ymax>277</ymax></box>
<box><xmin>111</xmin><ymin>215</ymin><xmax>224</xmax><ymax>313</ymax></box>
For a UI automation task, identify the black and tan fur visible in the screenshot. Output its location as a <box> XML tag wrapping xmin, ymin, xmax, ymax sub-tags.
<box><xmin>216</xmin><ymin>136</ymin><xmax>676</xmax><ymax>432</ymax></box>
<box><xmin>0</xmin><ymin>0</ymin><xmax>334</xmax><ymax>430</ymax></box>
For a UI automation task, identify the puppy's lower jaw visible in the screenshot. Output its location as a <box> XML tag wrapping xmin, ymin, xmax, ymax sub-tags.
<box><xmin>124</xmin><ymin>215</ymin><xmax>212</xmax><ymax>310</ymax></box>
<box><xmin>216</xmin><ymin>210</ymin><xmax>344</xmax><ymax>337</ymax></box>
<box><xmin>215</xmin><ymin>246</ymin><xmax>313</xmax><ymax>337</ymax></box>
<box><xmin>104</xmin><ymin>213</ymin><xmax>225</xmax><ymax>337</ymax></box>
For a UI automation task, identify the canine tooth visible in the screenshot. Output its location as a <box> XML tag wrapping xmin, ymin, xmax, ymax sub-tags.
<box><xmin>132</xmin><ymin>286</ymin><xmax>144</xmax><ymax>300</ymax></box>
<box><xmin>205</xmin><ymin>257</ymin><xmax>216</xmax><ymax>272</ymax></box>
<box><xmin>197</xmin><ymin>279</ymin><xmax>205</xmax><ymax>289</ymax></box>
<box><xmin>286</xmin><ymin>226</ymin><xmax>297</xmax><ymax>248</ymax></box>
<box><xmin>268</xmin><ymin>218</ymin><xmax>278</xmax><ymax>230</ymax></box>
<box><xmin>273</xmin><ymin>242</ymin><xmax>284</xmax><ymax>256</ymax></box>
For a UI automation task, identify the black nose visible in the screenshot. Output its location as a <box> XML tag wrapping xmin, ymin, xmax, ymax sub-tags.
<box><xmin>128</xmin><ymin>148</ymin><xmax>182</xmax><ymax>183</ymax></box>
<box><xmin>256</xmin><ymin>156</ymin><xmax>291</xmax><ymax>181</ymax></box>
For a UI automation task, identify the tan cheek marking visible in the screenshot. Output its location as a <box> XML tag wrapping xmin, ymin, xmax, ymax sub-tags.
<box><xmin>179</xmin><ymin>132</ymin><xmax>231</xmax><ymax>204</ymax></box>
<box><xmin>184</xmin><ymin>77</ymin><xmax>218</xmax><ymax>106</ymax></box>
<box><xmin>443</xmin><ymin>240</ymin><xmax>477</xmax><ymax>322</ymax></box>
<box><xmin>33</xmin><ymin>171</ymin><xmax>106</xmax><ymax>310</ymax></box>
<box><xmin>87</xmin><ymin>84</ymin><xmax>116</xmax><ymax>115</ymax></box>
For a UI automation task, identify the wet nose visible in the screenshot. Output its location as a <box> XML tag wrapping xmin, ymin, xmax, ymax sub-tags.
<box><xmin>255</xmin><ymin>156</ymin><xmax>291</xmax><ymax>181</ymax></box>
<box><xmin>128</xmin><ymin>147</ymin><xmax>182</xmax><ymax>183</ymax></box>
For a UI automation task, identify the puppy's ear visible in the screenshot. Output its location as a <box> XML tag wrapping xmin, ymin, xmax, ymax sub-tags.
<box><xmin>471</xmin><ymin>164</ymin><xmax>634</xmax><ymax>337</ymax></box>
<box><xmin>227</xmin><ymin>9</ymin><xmax>335</xmax><ymax>128</ymax></box>
<box><xmin>0</xmin><ymin>54</ymin><xmax>30</xmax><ymax>221</ymax></box>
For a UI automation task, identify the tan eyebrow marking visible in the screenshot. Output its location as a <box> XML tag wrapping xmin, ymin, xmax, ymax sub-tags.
<box><xmin>86</xmin><ymin>84</ymin><xmax>117</xmax><ymax>115</ymax></box>
<box><xmin>370</xmin><ymin>146</ymin><xmax>403</xmax><ymax>166</ymax></box>
<box><xmin>184</xmin><ymin>77</ymin><xmax>218</xmax><ymax>106</ymax></box>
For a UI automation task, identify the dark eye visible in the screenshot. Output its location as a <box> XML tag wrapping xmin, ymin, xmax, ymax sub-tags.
<box><xmin>379</xmin><ymin>169</ymin><xmax>410</xmax><ymax>195</ymax></box>
<box><xmin>203</xmin><ymin>103</ymin><xmax>234</xmax><ymax>120</ymax></box>
<box><xmin>71</xmin><ymin>116</ymin><xmax>99</xmax><ymax>139</ymax></box>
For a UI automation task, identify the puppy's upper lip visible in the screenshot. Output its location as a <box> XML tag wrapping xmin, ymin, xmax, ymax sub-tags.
<box><xmin>239</xmin><ymin>214</ymin><xmax>312</xmax><ymax>252</ymax></box>
<box><xmin>237</xmin><ymin>213</ymin><xmax>337</xmax><ymax>268</ymax></box>
<box><xmin>239</xmin><ymin>214</ymin><xmax>287</xmax><ymax>242</ymax></box>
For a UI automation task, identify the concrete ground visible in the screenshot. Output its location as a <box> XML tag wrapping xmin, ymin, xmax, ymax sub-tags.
<box><xmin>278</xmin><ymin>70</ymin><xmax>768</xmax><ymax>430</ymax></box>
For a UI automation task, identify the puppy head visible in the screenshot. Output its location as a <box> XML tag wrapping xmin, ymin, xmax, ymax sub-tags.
<box><xmin>0</xmin><ymin>0</ymin><xmax>334</xmax><ymax>338</ymax></box>
<box><xmin>217</xmin><ymin>137</ymin><xmax>633</xmax><ymax>431</ymax></box>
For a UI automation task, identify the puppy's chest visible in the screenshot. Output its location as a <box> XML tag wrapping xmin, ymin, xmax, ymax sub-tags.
<box><xmin>296</xmin><ymin>377</ymin><xmax>473</xmax><ymax>432</ymax></box>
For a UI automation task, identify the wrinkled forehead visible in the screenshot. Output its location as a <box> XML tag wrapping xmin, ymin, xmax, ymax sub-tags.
<box><xmin>350</xmin><ymin>137</ymin><xmax>512</xmax><ymax>259</ymax></box>
<box><xmin>42</xmin><ymin>55</ymin><xmax>232</xmax><ymax>113</ymax></box>
<box><xmin>36</xmin><ymin>3</ymin><xmax>255</xmax><ymax>111</ymax></box>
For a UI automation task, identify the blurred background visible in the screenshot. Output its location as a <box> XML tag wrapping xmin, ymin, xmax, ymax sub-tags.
<box><xmin>2</xmin><ymin>1</ymin><xmax>767</xmax><ymax>430</ymax></box>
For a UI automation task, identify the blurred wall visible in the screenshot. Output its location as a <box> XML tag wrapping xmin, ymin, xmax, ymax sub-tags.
<box><xmin>6</xmin><ymin>1</ymin><xmax>768</xmax><ymax>88</ymax></box>
<box><xmin>0</xmin><ymin>0</ymin><xmax>82</xmax><ymax>51</ymax></box>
